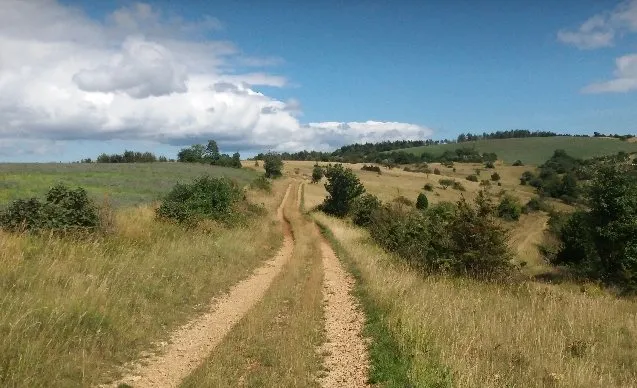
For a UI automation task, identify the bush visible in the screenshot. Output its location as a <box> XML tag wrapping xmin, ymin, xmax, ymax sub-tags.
<box><xmin>322</xmin><ymin>164</ymin><xmax>366</xmax><ymax>217</ymax></box>
<box><xmin>393</xmin><ymin>196</ymin><xmax>414</xmax><ymax>206</ymax></box>
<box><xmin>416</xmin><ymin>193</ymin><xmax>429</xmax><ymax>210</ymax></box>
<box><xmin>361</xmin><ymin>164</ymin><xmax>382</xmax><ymax>174</ymax></box>
<box><xmin>491</xmin><ymin>172</ymin><xmax>501</xmax><ymax>181</ymax></box>
<box><xmin>263</xmin><ymin>152</ymin><xmax>283</xmax><ymax>178</ymax></box>
<box><xmin>0</xmin><ymin>184</ymin><xmax>100</xmax><ymax>233</ymax></box>
<box><xmin>423</xmin><ymin>183</ymin><xmax>434</xmax><ymax>191</ymax></box>
<box><xmin>480</xmin><ymin>180</ymin><xmax>491</xmax><ymax>187</ymax></box>
<box><xmin>451</xmin><ymin>181</ymin><xmax>466</xmax><ymax>191</ymax></box>
<box><xmin>484</xmin><ymin>161</ymin><xmax>495</xmax><ymax>169</ymax></box>
<box><xmin>513</xmin><ymin>160</ymin><xmax>524</xmax><ymax>166</ymax></box>
<box><xmin>250</xmin><ymin>175</ymin><xmax>272</xmax><ymax>193</ymax></box>
<box><xmin>156</xmin><ymin>176</ymin><xmax>243</xmax><ymax>225</ymax></box>
<box><xmin>439</xmin><ymin>178</ymin><xmax>455</xmax><ymax>189</ymax></box>
<box><xmin>311</xmin><ymin>164</ymin><xmax>324</xmax><ymax>183</ymax></box>
<box><xmin>466</xmin><ymin>174</ymin><xmax>479</xmax><ymax>182</ymax></box>
<box><xmin>433</xmin><ymin>168</ymin><xmax>441</xmax><ymax>175</ymax></box>
<box><xmin>497</xmin><ymin>194</ymin><xmax>522</xmax><ymax>221</ymax></box>
<box><xmin>351</xmin><ymin>193</ymin><xmax>381</xmax><ymax>226</ymax></box>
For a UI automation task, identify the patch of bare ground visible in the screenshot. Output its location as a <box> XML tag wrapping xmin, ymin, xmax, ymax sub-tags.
<box><xmin>106</xmin><ymin>184</ymin><xmax>295</xmax><ymax>388</ymax></box>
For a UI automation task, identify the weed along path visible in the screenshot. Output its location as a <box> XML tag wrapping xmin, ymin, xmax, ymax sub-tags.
<box><xmin>109</xmin><ymin>184</ymin><xmax>295</xmax><ymax>388</ymax></box>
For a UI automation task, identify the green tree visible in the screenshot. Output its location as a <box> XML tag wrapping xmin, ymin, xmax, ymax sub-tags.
<box><xmin>205</xmin><ymin>140</ymin><xmax>220</xmax><ymax>162</ymax></box>
<box><xmin>311</xmin><ymin>164</ymin><xmax>323</xmax><ymax>183</ymax></box>
<box><xmin>231</xmin><ymin>152</ymin><xmax>242</xmax><ymax>168</ymax></box>
<box><xmin>263</xmin><ymin>152</ymin><xmax>283</xmax><ymax>178</ymax></box>
<box><xmin>416</xmin><ymin>193</ymin><xmax>429</xmax><ymax>210</ymax></box>
<box><xmin>497</xmin><ymin>194</ymin><xmax>522</xmax><ymax>221</ymax></box>
<box><xmin>351</xmin><ymin>193</ymin><xmax>381</xmax><ymax>226</ymax></box>
<box><xmin>491</xmin><ymin>172</ymin><xmax>501</xmax><ymax>182</ymax></box>
<box><xmin>322</xmin><ymin>164</ymin><xmax>366</xmax><ymax>217</ymax></box>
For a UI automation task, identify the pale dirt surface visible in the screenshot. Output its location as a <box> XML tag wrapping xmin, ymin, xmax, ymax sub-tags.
<box><xmin>105</xmin><ymin>184</ymin><xmax>295</xmax><ymax>388</ymax></box>
<box><xmin>318</xmin><ymin>238</ymin><xmax>370</xmax><ymax>388</ymax></box>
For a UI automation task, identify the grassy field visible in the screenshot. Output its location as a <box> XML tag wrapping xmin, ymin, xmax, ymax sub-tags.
<box><xmin>0</xmin><ymin>163</ymin><xmax>258</xmax><ymax>207</ymax></box>
<box><xmin>314</xmin><ymin>212</ymin><xmax>637</xmax><ymax>387</ymax></box>
<box><xmin>0</xmin><ymin>166</ymin><xmax>284</xmax><ymax>386</ymax></box>
<box><xmin>392</xmin><ymin>136</ymin><xmax>637</xmax><ymax>165</ymax></box>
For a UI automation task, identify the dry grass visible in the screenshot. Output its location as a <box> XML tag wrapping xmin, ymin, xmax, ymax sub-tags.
<box><xmin>314</xmin><ymin>213</ymin><xmax>637</xmax><ymax>387</ymax></box>
<box><xmin>0</xmin><ymin>181</ymin><xmax>288</xmax><ymax>387</ymax></box>
<box><xmin>180</xmin><ymin>181</ymin><xmax>325</xmax><ymax>387</ymax></box>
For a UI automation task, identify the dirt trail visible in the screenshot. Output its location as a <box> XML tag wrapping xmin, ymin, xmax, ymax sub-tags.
<box><xmin>108</xmin><ymin>184</ymin><xmax>295</xmax><ymax>388</ymax></box>
<box><xmin>318</xmin><ymin>237</ymin><xmax>370</xmax><ymax>387</ymax></box>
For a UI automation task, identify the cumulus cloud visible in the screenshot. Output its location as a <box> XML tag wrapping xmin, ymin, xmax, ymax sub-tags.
<box><xmin>557</xmin><ymin>0</ymin><xmax>637</xmax><ymax>49</ymax></box>
<box><xmin>582</xmin><ymin>54</ymin><xmax>637</xmax><ymax>93</ymax></box>
<box><xmin>0</xmin><ymin>0</ymin><xmax>431</xmax><ymax>156</ymax></box>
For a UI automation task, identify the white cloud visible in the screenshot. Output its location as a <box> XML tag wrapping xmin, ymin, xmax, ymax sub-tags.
<box><xmin>557</xmin><ymin>0</ymin><xmax>637</xmax><ymax>49</ymax></box>
<box><xmin>582</xmin><ymin>54</ymin><xmax>637</xmax><ymax>93</ymax></box>
<box><xmin>0</xmin><ymin>0</ymin><xmax>431</xmax><ymax>157</ymax></box>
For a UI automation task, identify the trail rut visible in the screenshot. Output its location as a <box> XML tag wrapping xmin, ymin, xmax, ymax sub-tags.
<box><xmin>316</xmin><ymin>218</ymin><xmax>369</xmax><ymax>385</ymax></box>
<box><xmin>108</xmin><ymin>184</ymin><xmax>295</xmax><ymax>388</ymax></box>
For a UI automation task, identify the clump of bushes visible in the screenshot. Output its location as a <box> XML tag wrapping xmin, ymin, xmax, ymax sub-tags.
<box><xmin>433</xmin><ymin>168</ymin><xmax>441</xmax><ymax>175</ymax></box>
<box><xmin>156</xmin><ymin>176</ymin><xmax>244</xmax><ymax>225</ymax></box>
<box><xmin>466</xmin><ymin>174</ymin><xmax>479</xmax><ymax>182</ymax></box>
<box><xmin>393</xmin><ymin>196</ymin><xmax>414</xmax><ymax>206</ymax></box>
<box><xmin>0</xmin><ymin>183</ymin><xmax>100</xmax><ymax>233</ymax></box>
<box><xmin>491</xmin><ymin>172</ymin><xmax>501</xmax><ymax>182</ymax></box>
<box><xmin>351</xmin><ymin>193</ymin><xmax>381</xmax><ymax>226</ymax></box>
<box><xmin>439</xmin><ymin>178</ymin><xmax>455</xmax><ymax>189</ymax></box>
<box><xmin>361</xmin><ymin>164</ymin><xmax>382</xmax><ymax>174</ymax></box>
<box><xmin>311</xmin><ymin>164</ymin><xmax>324</xmax><ymax>183</ymax></box>
<box><xmin>522</xmin><ymin>196</ymin><xmax>549</xmax><ymax>214</ymax></box>
<box><xmin>322</xmin><ymin>164</ymin><xmax>365</xmax><ymax>217</ymax></box>
<box><xmin>423</xmin><ymin>183</ymin><xmax>434</xmax><ymax>191</ymax></box>
<box><xmin>513</xmin><ymin>160</ymin><xmax>524</xmax><ymax>166</ymax></box>
<box><xmin>366</xmin><ymin>191</ymin><xmax>513</xmax><ymax>279</ymax></box>
<box><xmin>451</xmin><ymin>181</ymin><xmax>465</xmax><ymax>191</ymax></box>
<box><xmin>480</xmin><ymin>180</ymin><xmax>491</xmax><ymax>187</ymax></box>
<box><xmin>497</xmin><ymin>194</ymin><xmax>522</xmax><ymax>221</ymax></box>
<box><xmin>263</xmin><ymin>152</ymin><xmax>283</xmax><ymax>178</ymax></box>
<box><xmin>484</xmin><ymin>161</ymin><xmax>495</xmax><ymax>169</ymax></box>
<box><xmin>250</xmin><ymin>175</ymin><xmax>272</xmax><ymax>193</ymax></box>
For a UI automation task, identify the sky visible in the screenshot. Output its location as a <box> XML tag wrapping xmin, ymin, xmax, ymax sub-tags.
<box><xmin>1</xmin><ymin>0</ymin><xmax>636</xmax><ymax>162</ymax></box>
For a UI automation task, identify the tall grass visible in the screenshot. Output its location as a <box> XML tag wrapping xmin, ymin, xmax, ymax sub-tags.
<box><xmin>314</xmin><ymin>212</ymin><xmax>637</xmax><ymax>387</ymax></box>
<box><xmin>0</xmin><ymin>182</ymin><xmax>286</xmax><ymax>387</ymax></box>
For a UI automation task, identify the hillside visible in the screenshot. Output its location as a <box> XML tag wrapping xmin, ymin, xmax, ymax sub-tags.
<box><xmin>0</xmin><ymin>163</ymin><xmax>257</xmax><ymax>207</ymax></box>
<box><xmin>394</xmin><ymin>136</ymin><xmax>637</xmax><ymax>165</ymax></box>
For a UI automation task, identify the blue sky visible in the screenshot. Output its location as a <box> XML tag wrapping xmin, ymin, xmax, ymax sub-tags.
<box><xmin>1</xmin><ymin>0</ymin><xmax>636</xmax><ymax>161</ymax></box>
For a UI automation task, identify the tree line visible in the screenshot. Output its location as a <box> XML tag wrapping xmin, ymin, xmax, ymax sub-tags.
<box><xmin>177</xmin><ymin>140</ymin><xmax>242</xmax><ymax>168</ymax></box>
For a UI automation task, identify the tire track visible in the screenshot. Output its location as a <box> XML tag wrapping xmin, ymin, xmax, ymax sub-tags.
<box><xmin>106</xmin><ymin>184</ymin><xmax>295</xmax><ymax>388</ymax></box>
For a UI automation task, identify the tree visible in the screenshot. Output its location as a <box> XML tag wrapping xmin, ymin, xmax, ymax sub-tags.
<box><xmin>322</xmin><ymin>164</ymin><xmax>365</xmax><ymax>217</ymax></box>
<box><xmin>491</xmin><ymin>172</ymin><xmax>501</xmax><ymax>182</ymax></box>
<box><xmin>416</xmin><ymin>193</ymin><xmax>429</xmax><ymax>210</ymax></box>
<box><xmin>497</xmin><ymin>194</ymin><xmax>522</xmax><ymax>221</ymax></box>
<box><xmin>177</xmin><ymin>144</ymin><xmax>205</xmax><ymax>163</ymax></box>
<box><xmin>205</xmin><ymin>140</ymin><xmax>220</xmax><ymax>161</ymax></box>
<box><xmin>351</xmin><ymin>193</ymin><xmax>381</xmax><ymax>226</ymax></box>
<box><xmin>231</xmin><ymin>152</ymin><xmax>242</xmax><ymax>168</ymax></box>
<box><xmin>311</xmin><ymin>164</ymin><xmax>323</xmax><ymax>183</ymax></box>
<box><xmin>263</xmin><ymin>152</ymin><xmax>283</xmax><ymax>178</ymax></box>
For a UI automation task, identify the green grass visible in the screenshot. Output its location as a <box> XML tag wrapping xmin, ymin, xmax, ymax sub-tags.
<box><xmin>0</xmin><ymin>163</ymin><xmax>258</xmax><ymax>207</ymax></box>
<box><xmin>394</xmin><ymin>137</ymin><xmax>637</xmax><ymax>165</ymax></box>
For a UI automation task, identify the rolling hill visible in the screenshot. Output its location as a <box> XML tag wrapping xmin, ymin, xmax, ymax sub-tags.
<box><xmin>393</xmin><ymin>136</ymin><xmax>637</xmax><ymax>165</ymax></box>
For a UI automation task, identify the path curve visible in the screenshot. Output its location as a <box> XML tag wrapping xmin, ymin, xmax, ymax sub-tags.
<box><xmin>317</xmin><ymin>226</ymin><xmax>369</xmax><ymax>386</ymax></box>
<box><xmin>107</xmin><ymin>184</ymin><xmax>295</xmax><ymax>388</ymax></box>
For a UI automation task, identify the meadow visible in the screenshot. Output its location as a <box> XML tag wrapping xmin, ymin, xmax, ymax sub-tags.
<box><xmin>0</xmin><ymin>163</ymin><xmax>258</xmax><ymax>207</ymax></box>
<box><xmin>392</xmin><ymin>136</ymin><xmax>637</xmax><ymax>165</ymax></box>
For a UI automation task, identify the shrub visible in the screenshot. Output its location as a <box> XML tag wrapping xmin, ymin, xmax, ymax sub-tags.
<box><xmin>322</xmin><ymin>164</ymin><xmax>366</xmax><ymax>217</ymax></box>
<box><xmin>522</xmin><ymin>197</ymin><xmax>547</xmax><ymax>214</ymax></box>
<box><xmin>439</xmin><ymin>178</ymin><xmax>455</xmax><ymax>189</ymax></box>
<box><xmin>0</xmin><ymin>183</ymin><xmax>99</xmax><ymax>233</ymax></box>
<box><xmin>311</xmin><ymin>164</ymin><xmax>324</xmax><ymax>183</ymax></box>
<box><xmin>513</xmin><ymin>160</ymin><xmax>524</xmax><ymax>166</ymax></box>
<box><xmin>351</xmin><ymin>193</ymin><xmax>381</xmax><ymax>226</ymax></box>
<box><xmin>423</xmin><ymin>183</ymin><xmax>434</xmax><ymax>191</ymax></box>
<box><xmin>466</xmin><ymin>174</ymin><xmax>479</xmax><ymax>182</ymax></box>
<box><xmin>474</xmin><ymin>168</ymin><xmax>481</xmax><ymax>176</ymax></box>
<box><xmin>480</xmin><ymin>179</ymin><xmax>491</xmax><ymax>187</ymax></box>
<box><xmin>451</xmin><ymin>181</ymin><xmax>466</xmax><ymax>191</ymax></box>
<box><xmin>433</xmin><ymin>168</ymin><xmax>441</xmax><ymax>175</ymax></box>
<box><xmin>254</xmin><ymin>159</ymin><xmax>260</xmax><ymax>167</ymax></box>
<box><xmin>550</xmin><ymin>164</ymin><xmax>637</xmax><ymax>292</ymax></box>
<box><xmin>250</xmin><ymin>175</ymin><xmax>272</xmax><ymax>193</ymax></box>
<box><xmin>263</xmin><ymin>152</ymin><xmax>283</xmax><ymax>178</ymax></box>
<box><xmin>156</xmin><ymin>176</ymin><xmax>243</xmax><ymax>225</ymax></box>
<box><xmin>393</xmin><ymin>196</ymin><xmax>414</xmax><ymax>206</ymax></box>
<box><xmin>361</xmin><ymin>164</ymin><xmax>382</xmax><ymax>174</ymax></box>
<box><xmin>497</xmin><ymin>194</ymin><xmax>522</xmax><ymax>221</ymax></box>
<box><xmin>491</xmin><ymin>172</ymin><xmax>501</xmax><ymax>181</ymax></box>
<box><xmin>416</xmin><ymin>193</ymin><xmax>429</xmax><ymax>210</ymax></box>
<box><xmin>484</xmin><ymin>161</ymin><xmax>495</xmax><ymax>169</ymax></box>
